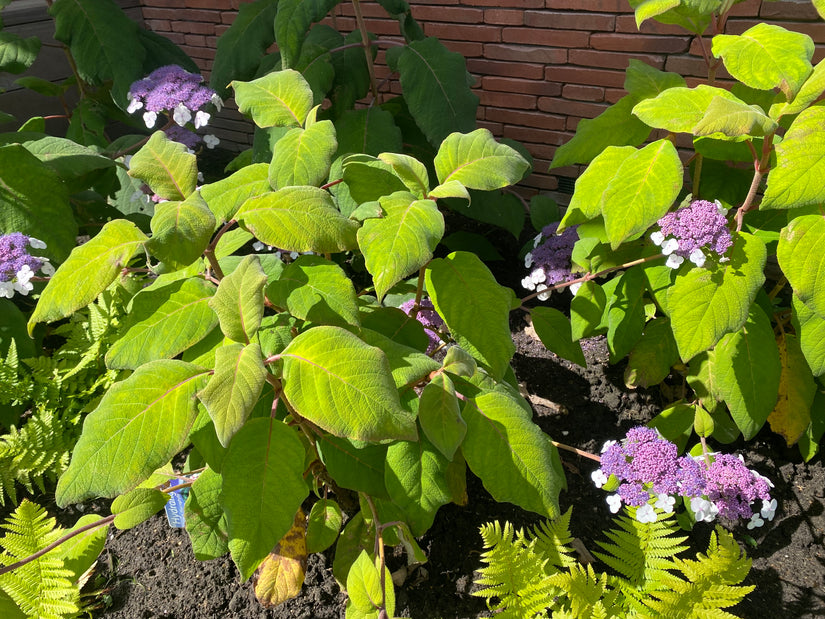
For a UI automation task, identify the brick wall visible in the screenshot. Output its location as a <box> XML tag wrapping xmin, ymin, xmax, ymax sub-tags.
<box><xmin>137</xmin><ymin>0</ymin><xmax>824</xmax><ymax>198</ymax></box>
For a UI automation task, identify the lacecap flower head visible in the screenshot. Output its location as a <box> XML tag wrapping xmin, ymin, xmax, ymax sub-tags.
<box><xmin>0</xmin><ymin>233</ymin><xmax>53</xmax><ymax>298</ymax></box>
<box><xmin>400</xmin><ymin>298</ymin><xmax>445</xmax><ymax>354</ymax></box>
<box><xmin>522</xmin><ymin>222</ymin><xmax>578</xmax><ymax>300</ymax></box>
<box><xmin>127</xmin><ymin>65</ymin><xmax>222</xmax><ymax>131</ymax></box>
<box><xmin>651</xmin><ymin>199</ymin><xmax>732</xmax><ymax>269</ymax></box>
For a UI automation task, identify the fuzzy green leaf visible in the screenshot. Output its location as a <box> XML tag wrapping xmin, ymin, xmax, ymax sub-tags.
<box><xmin>793</xmin><ymin>295</ymin><xmax>825</xmax><ymax>377</ymax></box>
<box><xmin>28</xmin><ymin>219</ymin><xmax>147</xmax><ymax>331</ymax></box>
<box><xmin>632</xmin><ymin>85</ymin><xmax>740</xmax><ymax>134</ymax></box>
<box><xmin>570</xmin><ymin>282</ymin><xmax>608</xmax><ymax>341</ymax></box>
<box><xmin>434</xmin><ymin>129</ymin><xmax>529</xmax><ymax>191</ymax></box>
<box><xmin>306</xmin><ymin>499</ymin><xmax>343</xmax><ymax>554</ymax></box>
<box><xmin>269</xmin><ymin>120</ymin><xmax>337</xmax><ymax>189</ymax></box>
<box><xmin>624</xmin><ymin>317</ymin><xmax>679</xmax><ymax>388</ymax></box>
<box><xmin>668</xmin><ymin>233</ymin><xmax>766</xmax><ymax>362</ymax></box>
<box><xmin>55</xmin><ymin>361</ymin><xmax>209</xmax><ymax>506</ymax></box>
<box><xmin>184</xmin><ymin>467</ymin><xmax>229</xmax><ymax>561</ymax></box>
<box><xmin>358</xmin><ymin>192</ymin><xmax>444</xmax><ymax>300</ymax></box>
<box><xmin>770</xmin><ymin>57</ymin><xmax>825</xmax><ymax>119</ymax></box>
<box><xmin>232</xmin><ymin>69</ymin><xmax>314</xmax><ymax>128</ymax></box>
<box><xmin>692</xmin><ymin>96</ymin><xmax>778</xmax><ymax>139</ymax></box>
<box><xmin>426</xmin><ymin>252</ymin><xmax>515</xmax><ymax>381</ymax></box>
<box><xmin>316</xmin><ymin>435</ymin><xmax>388</xmax><ymax>498</ymax></box>
<box><xmin>0</xmin><ymin>33</ymin><xmax>40</xmax><ymax>74</ymax></box>
<box><xmin>106</xmin><ymin>278</ymin><xmax>218</xmax><ymax>370</ymax></box>
<box><xmin>778</xmin><ymin>214</ymin><xmax>825</xmax><ymax>320</ymax></box>
<box><xmin>275</xmin><ymin>0</ymin><xmax>339</xmax><ymax>69</ymax></box>
<box><xmin>209</xmin><ymin>254</ymin><xmax>267</xmax><ymax>343</ymax></box>
<box><xmin>281</xmin><ymin>326</ymin><xmax>417</xmax><ymax>442</ymax></box>
<box><xmin>237</xmin><ymin>186</ymin><xmax>359</xmax><ymax>253</ymax></box>
<box><xmin>200</xmin><ymin>163</ymin><xmax>270</xmax><ymax>223</ymax></box>
<box><xmin>562</xmin><ymin>145</ymin><xmax>637</xmax><ymax>228</ymax></box>
<box><xmin>377</xmin><ymin>152</ymin><xmax>429</xmax><ymax>198</ymax></box>
<box><xmin>335</xmin><ymin>108</ymin><xmax>403</xmax><ymax>157</ymax></box>
<box><xmin>530</xmin><ymin>307</ymin><xmax>586</xmax><ymax>367</ymax></box>
<box><xmin>606</xmin><ymin>268</ymin><xmax>647</xmax><ymax>362</ymax></box>
<box><xmin>199</xmin><ymin>343</ymin><xmax>267</xmax><ymax>447</ymax></box>
<box><xmin>623</xmin><ymin>59</ymin><xmax>686</xmax><ymax>99</ymax></box>
<box><xmin>418</xmin><ymin>373</ymin><xmax>466</xmax><ymax>461</ymax></box>
<box><xmin>346</xmin><ymin>550</ymin><xmax>395</xmax><ymax>617</ymax></box>
<box><xmin>128</xmin><ymin>132</ymin><xmax>198</xmax><ymax>201</ymax></box>
<box><xmin>111</xmin><ymin>488</ymin><xmax>169</xmax><ymax>530</ymax></box>
<box><xmin>146</xmin><ymin>192</ymin><xmax>216</xmax><ymax>270</ymax></box>
<box><xmin>57</xmin><ymin>514</ymin><xmax>109</xmax><ymax>583</ymax></box>
<box><xmin>462</xmin><ymin>391</ymin><xmax>565</xmax><ymax>519</ymax></box>
<box><xmin>222</xmin><ymin>418</ymin><xmax>308</xmax><ymax>581</ymax></box>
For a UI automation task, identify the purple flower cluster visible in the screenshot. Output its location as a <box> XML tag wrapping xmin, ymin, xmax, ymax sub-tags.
<box><xmin>592</xmin><ymin>426</ymin><xmax>775</xmax><ymax>528</ymax></box>
<box><xmin>522</xmin><ymin>222</ymin><xmax>579</xmax><ymax>300</ymax></box>
<box><xmin>651</xmin><ymin>199</ymin><xmax>733</xmax><ymax>269</ymax></box>
<box><xmin>0</xmin><ymin>233</ymin><xmax>53</xmax><ymax>298</ymax></box>
<box><xmin>127</xmin><ymin>65</ymin><xmax>222</xmax><ymax>136</ymax></box>
<box><xmin>400</xmin><ymin>298</ymin><xmax>445</xmax><ymax>354</ymax></box>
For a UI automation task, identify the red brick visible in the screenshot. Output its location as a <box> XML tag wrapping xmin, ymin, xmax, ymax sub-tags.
<box><xmin>518</xmin><ymin>142</ymin><xmax>557</xmax><ymax>160</ymax></box>
<box><xmin>443</xmin><ymin>41</ymin><xmax>484</xmax><ymax>58</ymax></box>
<box><xmin>484</xmin><ymin>44</ymin><xmax>567</xmax><ymax>64</ymax></box>
<box><xmin>412</xmin><ymin>5</ymin><xmax>483</xmax><ymax>23</ymax></box>
<box><xmin>544</xmin><ymin>0</ymin><xmax>632</xmax><ymax>11</ymax></box>
<box><xmin>462</xmin><ymin>0</ymin><xmax>543</xmax><ymax>7</ymax></box>
<box><xmin>727</xmin><ymin>0</ymin><xmax>761</xmax><ymax>16</ymax></box>
<box><xmin>503</xmin><ymin>27</ymin><xmax>590</xmax><ymax>48</ymax></box>
<box><xmin>336</xmin><ymin>2</ymin><xmax>391</xmax><ymax>18</ymax></box>
<box><xmin>141</xmin><ymin>0</ymin><xmax>186</xmax><ymax>8</ymax></box>
<box><xmin>221</xmin><ymin>12</ymin><xmax>237</xmax><ymax>24</ymax></box>
<box><xmin>483</xmin><ymin>76</ymin><xmax>562</xmax><ymax>97</ymax></box>
<box><xmin>525</xmin><ymin>10</ymin><xmax>615</xmax><ymax>31</ymax></box>
<box><xmin>142</xmin><ymin>7</ymin><xmax>177</xmax><ymax>19</ymax></box>
<box><xmin>215</xmin><ymin>24</ymin><xmax>230</xmax><ymax>36</ymax></box>
<box><xmin>664</xmin><ymin>55</ymin><xmax>730</xmax><ymax>79</ymax></box>
<box><xmin>145</xmin><ymin>19</ymin><xmax>170</xmax><ymax>31</ymax></box>
<box><xmin>424</xmin><ymin>23</ymin><xmax>501</xmax><ymax>42</ymax></box>
<box><xmin>477</xmin><ymin>120</ymin><xmax>503</xmax><ymax>135</ymax></box>
<box><xmin>502</xmin><ymin>125</ymin><xmax>570</xmax><ymax>146</ymax></box>
<box><xmin>183</xmin><ymin>33</ymin><xmax>207</xmax><ymax>47</ymax></box>
<box><xmin>164</xmin><ymin>32</ymin><xmax>186</xmax><ymax>44</ymax></box>
<box><xmin>569</xmin><ymin>49</ymin><xmax>665</xmax><ymax>71</ymax></box>
<box><xmin>540</xmin><ymin>97</ymin><xmax>608</xmax><ymax>119</ymax></box>
<box><xmin>468</xmin><ymin>58</ymin><xmax>545</xmax><ymax>79</ymax></box>
<box><xmin>590</xmin><ymin>33</ymin><xmax>692</xmax><ymax>53</ymax></box>
<box><xmin>605</xmin><ymin>88</ymin><xmax>626</xmax><ymax>103</ymax></box>
<box><xmin>615</xmin><ymin>15</ymin><xmax>702</xmax><ymax>36</ymax></box>
<box><xmin>171</xmin><ymin>21</ymin><xmax>216</xmax><ymax>35</ymax></box>
<box><xmin>485</xmin><ymin>107</ymin><xmax>566</xmax><ymax>130</ymax></box>
<box><xmin>567</xmin><ymin>116</ymin><xmax>582</xmax><ymax>131</ymax></box>
<box><xmin>523</xmin><ymin>173</ymin><xmax>559</xmax><ymax>191</ymax></box>
<box><xmin>562</xmin><ymin>84</ymin><xmax>604</xmax><ymax>101</ymax></box>
<box><xmin>760</xmin><ymin>1</ymin><xmax>819</xmax><ymax>19</ymax></box>
<box><xmin>484</xmin><ymin>9</ymin><xmax>523</xmax><ymax>25</ymax></box>
<box><xmin>545</xmin><ymin>65</ymin><xmax>626</xmax><ymax>89</ymax></box>
<box><xmin>479</xmin><ymin>91</ymin><xmax>537</xmax><ymax>110</ymax></box>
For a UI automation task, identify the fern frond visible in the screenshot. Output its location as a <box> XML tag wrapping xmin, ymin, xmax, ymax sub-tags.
<box><xmin>546</xmin><ymin>563</ymin><xmax>622</xmax><ymax>619</ymax></box>
<box><xmin>0</xmin><ymin>500</ymin><xmax>80</xmax><ymax>618</ymax></box>
<box><xmin>532</xmin><ymin>507</ymin><xmax>578</xmax><ymax>570</ymax></box>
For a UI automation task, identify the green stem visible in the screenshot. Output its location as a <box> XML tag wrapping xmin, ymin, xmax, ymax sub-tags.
<box><xmin>203</xmin><ymin>219</ymin><xmax>235</xmax><ymax>280</ymax></box>
<box><xmin>363</xmin><ymin>494</ymin><xmax>388</xmax><ymax>614</ymax></box>
<box><xmin>351</xmin><ymin>0</ymin><xmax>381</xmax><ymax>104</ymax></box>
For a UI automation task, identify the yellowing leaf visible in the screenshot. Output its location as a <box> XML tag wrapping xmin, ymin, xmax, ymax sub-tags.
<box><xmin>768</xmin><ymin>333</ymin><xmax>817</xmax><ymax>446</ymax></box>
<box><xmin>253</xmin><ymin>508</ymin><xmax>307</xmax><ymax>608</ymax></box>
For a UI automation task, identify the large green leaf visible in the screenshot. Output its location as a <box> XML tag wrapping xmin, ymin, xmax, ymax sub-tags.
<box><xmin>462</xmin><ymin>391</ymin><xmax>565</xmax><ymax>519</ymax></box>
<box><xmin>269</xmin><ymin>120</ymin><xmax>337</xmax><ymax>189</ymax></box>
<box><xmin>280</xmin><ymin>326</ymin><xmax>417</xmax><ymax>442</ymax></box>
<box><xmin>762</xmin><ymin>107</ymin><xmax>825</xmax><ymax>210</ymax></box>
<box><xmin>335</xmin><ymin>107</ymin><xmax>403</xmax><ymax>157</ymax></box>
<box><xmin>601</xmin><ymin>139</ymin><xmax>683</xmax><ymax>249</ymax></box>
<box><xmin>184</xmin><ymin>467</ymin><xmax>229</xmax><ymax>561</ymax></box>
<box><xmin>232</xmin><ymin>70</ymin><xmax>314</xmax><ymax>128</ymax></box>
<box><xmin>50</xmin><ymin>0</ymin><xmax>145</xmax><ymax>104</ymax></box>
<box><xmin>418</xmin><ymin>373</ymin><xmax>466</xmax><ymax>461</ymax></box>
<box><xmin>770</xmin><ymin>58</ymin><xmax>825</xmax><ymax>119</ymax></box>
<box><xmin>22</xmin><ymin>136</ymin><xmax>115</xmax><ymax>184</ymax></box>
<box><xmin>426</xmin><ymin>252</ymin><xmax>515</xmax><ymax>381</ymax></box>
<box><xmin>275</xmin><ymin>0</ymin><xmax>340</xmax><ymax>69</ymax></box>
<box><xmin>358</xmin><ymin>327</ymin><xmax>440</xmax><ymax>390</ymax></box>
<box><xmin>346</xmin><ymin>550</ymin><xmax>395</xmax><ymax>618</ymax></box>
<box><xmin>222</xmin><ymin>418</ymin><xmax>308</xmax><ymax>581</ymax></box>
<box><xmin>385</xmin><ymin>436</ymin><xmax>451</xmax><ymax>536</ymax></box>
<box><xmin>28</xmin><ymin>219</ymin><xmax>147</xmax><ymax>331</ymax></box>
<box><xmin>624</xmin><ymin>317</ymin><xmax>678</xmax><ymax>388</ymax></box>
<box><xmin>632</xmin><ymin>85</ymin><xmax>740</xmax><ymax>134</ymax></box>
<box><xmin>106</xmin><ymin>278</ymin><xmax>217</xmax><ymax>369</ymax></box>
<box><xmin>237</xmin><ymin>186</ymin><xmax>358</xmax><ymax>253</ymax></box>
<box><xmin>128</xmin><ymin>132</ymin><xmax>198</xmax><ymax>201</ymax></box>
<box><xmin>56</xmin><ymin>360</ymin><xmax>209</xmax><ymax>506</ymax></box>
<box><xmin>396</xmin><ymin>37</ymin><xmax>478</xmax><ymax>146</ymax></box>
<box><xmin>530</xmin><ymin>307</ymin><xmax>586</xmax><ymax>367</ymax></box>
<box><xmin>199</xmin><ymin>343</ymin><xmax>267</xmax><ymax>447</ymax></box>
<box><xmin>793</xmin><ymin>295</ymin><xmax>825</xmax><ymax>377</ymax></box>
<box><xmin>441</xmin><ymin>188</ymin><xmax>524</xmax><ymax>239</ymax></box>
<box><xmin>342</xmin><ymin>155</ymin><xmax>408</xmax><ymax>204</ymax></box>
<box><xmin>692</xmin><ymin>96</ymin><xmax>778</xmax><ymax>139</ymax></box>
<box><xmin>357</xmin><ymin>192</ymin><xmax>443</xmax><ymax>300</ymax></box>
<box><xmin>551</xmin><ymin>96</ymin><xmax>651</xmax><ymax>168</ymax></box>
<box><xmin>209</xmin><ymin>254</ymin><xmax>267</xmax><ymax>343</ymax></box>
<box><xmin>433</xmin><ymin>129</ymin><xmax>529</xmax><ymax>191</ymax></box>
<box><xmin>777</xmin><ymin>214</ymin><xmax>825</xmax><ymax>316</ymax></box>
<box><xmin>210</xmin><ymin>0</ymin><xmax>278</xmax><ymax>98</ymax></box>
<box><xmin>316</xmin><ymin>435</ymin><xmax>388</xmax><ymax>498</ymax></box>
<box><xmin>623</xmin><ymin>59</ymin><xmax>686</xmax><ymax>100</ymax></box>
<box><xmin>768</xmin><ymin>333</ymin><xmax>817</xmax><ymax>446</ymax></box>
<box><xmin>606</xmin><ymin>268</ymin><xmax>647</xmax><ymax>362</ymax></box>
<box><xmin>306</xmin><ymin>498</ymin><xmax>342</xmax><ymax>554</ymax></box>
<box><xmin>0</xmin><ymin>33</ymin><xmax>39</xmax><ymax>74</ymax></box>
<box><xmin>570</xmin><ymin>281</ymin><xmax>607</xmax><ymax>341</ymax></box>
<box><xmin>201</xmin><ymin>163</ymin><xmax>270</xmax><ymax>223</ymax></box>
<box><xmin>146</xmin><ymin>192</ymin><xmax>215</xmax><ymax>270</ymax></box>
<box><xmin>707</xmin><ymin>304</ymin><xmax>780</xmax><ymax>440</ymax></box>
<box><xmin>0</xmin><ymin>144</ymin><xmax>76</xmax><ymax>263</ymax></box>
<box><xmin>712</xmin><ymin>23</ymin><xmax>813</xmax><ymax>99</ymax></box>
<box><xmin>57</xmin><ymin>514</ymin><xmax>110</xmax><ymax>583</ymax></box>
<box><xmin>377</xmin><ymin>152</ymin><xmax>429</xmax><ymax>198</ymax></box>
<box><xmin>111</xmin><ymin>488</ymin><xmax>169</xmax><ymax>530</ymax></box>
<box><xmin>267</xmin><ymin>255</ymin><xmax>360</xmax><ymax>327</ymax></box>
<box><xmin>668</xmin><ymin>233</ymin><xmax>766</xmax><ymax>362</ymax></box>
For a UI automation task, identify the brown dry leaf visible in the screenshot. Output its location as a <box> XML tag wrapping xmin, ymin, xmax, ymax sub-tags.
<box><xmin>767</xmin><ymin>333</ymin><xmax>817</xmax><ymax>446</ymax></box>
<box><xmin>253</xmin><ymin>508</ymin><xmax>308</xmax><ymax>608</ymax></box>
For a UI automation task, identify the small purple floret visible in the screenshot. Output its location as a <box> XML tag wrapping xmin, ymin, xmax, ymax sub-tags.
<box><xmin>652</xmin><ymin>199</ymin><xmax>732</xmax><ymax>268</ymax></box>
<box><xmin>704</xmin><ymin>454</ymin><xmax>772</xmax><ymax>521</ymax></box>
<box><xmin>522</xmin><ymin>222</ymin><xmax>578</xmax><ymax>299</ymax></box>
<box><xmin>0</xmin><ymin>233</ymin><xmax>42</xmax><ymax>282</ymax></box>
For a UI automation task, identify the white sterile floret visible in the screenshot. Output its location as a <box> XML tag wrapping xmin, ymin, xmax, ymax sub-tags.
<box><xmin>606</xmin><ymin>494</ymin><xmax>622</xmax><ymax>514</ymax></box>
<box><xmin>654</xmin><ymin>493</ymin><xmax>675</xmax><ymax>513</ymax></box>
<box><xmin>689</xmin><ymin>248</ymin><xmax>706</xmax><ymax>267</ymax></box>
<box><xmin>40</xmin><ymin>260</ymin><xmax>55</xmax><ymax>276</ymax></box>
<box><xmin>761</xmin><ymin>498</ymin><xmax>778</xmax><ymax>521</ymax></box>
<box><xmin>530</xmin><ymin>268</ymin><xmax>545</xmax><ymax>285</ymax></box>
<box><xmin>194</xmin><ymin>110</ymin><xmax>211</xmax><ymax>129</ymax></box>
<box><xmin>661</xmin><ymin>238</ymin><xmax>679</xmax><ymax>255</ymax></box>
<box><xmin>521</xmin><ymin>276</ymin><xmax>535</xmax><ymax>291</ymax></box>
<box><xmin>536</xmin><ymin>283</ymin><xmax>551</xmax><ymax>301</ymax></box>
<box><xmin>143</xmin><ymin>111</ymin><xmax>158</xmax><ymax>128</ymax></box>
<box><xmin>203</xmin><ymin>134</ymin><xmax>220</xmax><ymax>149</ymax></box>
<box><xmin>0</xmin><ymin>281</ymin><xmax>13</xmax><ymax>299</ymax></box>
<box><xmin>591</xmin><ymin>469</ymin><xmax>608</xmax><ymax>488</ymax></box>
<box><xmin>252</xmin><ymin>241</ymin><xmax>266</xmax><ymax>252</ymax></box>
<box><xmin>288</xmin><ymin>251</ymin><xmax>299</xmax><ymax>260</ymax></box>
<box><xmin>600</xmin><ymin>440</ymin><xmax>617</xmax><ymax>453</ymax></box>
<box><xmin>211</xmin><ymin>93</ymin><xmax>223</xmax><ymax>111</ymax></box>
<box><xmin>569</xmin><ymin>281</ymin><xmax>582</xmax><ymax>296</ymax></box>
<box><xmin>690</xmin><ymin>497</ymin><xmax>718</xmax><ymax>523</ymax></box>
<box><xmin>126</xmin><ymin>95</ymin><xmax>143</xmax><ymax>114</ymax></box>
<box><xmin>666</xmin><ymin>254</ymin><xmax>684</xmax><ymax>269</ymax></box>
<box><xmin>747</xmin><ymin>513</ymin><xmax>764</xmax><ymax>530</ymax></box>
<box><xmin>533</xmin><ymin>233</ymin><xmax>543</xmax><ymax>248</ymax></box>
<box><xmin>28</xmin><ymin>237</ymin><xmax>47</xmax><ymax>249</ymax></box>
<box><xmin>636</xmin><ymin>504</ymin><xmax>657</xmax><ymax>523</ymax></box>
<box><xmin>754</xmin><ymin>472</ymin><xmax>775</xmax><ymax>489</ymax></box>
<box><xmin>13</xmin><ymin>265</ymin><xmax>35</xmax><ymax>295</ymax></box>
<box><xmin>650</xmin><ymin>230</ymin><xmax>665</xmax><ymax>246</ymax></box>
<box><xmin>715</xmin><ymin>199</ymin><xmax>727</xmax><ymax>216</ymax></box>
<box><xmin>524</xmin><ymin>252</ymin><xmax>533</xmax><ymax>268</ymax></box>
<box><xmin>173</xmin><ymin>104</ymin><xmax>192</xmax><ymax>126</ymax></box>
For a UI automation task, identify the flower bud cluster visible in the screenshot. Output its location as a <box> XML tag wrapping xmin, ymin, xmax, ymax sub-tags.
<box><xmin>651</xmin><ymin>199</ymin><xmax>732</xmax><ymax>269</ymax></box>
<box><xmin>521</xmin><ymin>222</ymin><xmax>578</xmax><ymax>300</ymax></box>
<box><xmin>127</xmin><ymin>65</ymin><xmax>221</xmax><ymax>149</ymax></box>
<box><xmin>0</xmin><ymin>233</ymin><xmax>53</xmax><ymax>298</ymax></box>
<box><xmin>400</xmin><ymin>298</ymin><xmax>445</xmax><ymax>354</ymax></box>
<box><xmin>591</xmin><ymin>426</ymin><xmax>775</xmax><ymax>528</ymax></box>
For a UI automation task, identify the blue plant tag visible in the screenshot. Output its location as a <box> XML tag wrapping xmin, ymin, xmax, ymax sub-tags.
<box><xmin>164</xmin><ymin>478</ymin><xmax>187</xmax><ymax>528</ymax></box>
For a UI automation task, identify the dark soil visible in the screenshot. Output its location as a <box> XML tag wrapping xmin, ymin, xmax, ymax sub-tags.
<box><xmin>88</xmin><ymin>324</ymin><xmax>825</xmax><ymax>619</ymax></box>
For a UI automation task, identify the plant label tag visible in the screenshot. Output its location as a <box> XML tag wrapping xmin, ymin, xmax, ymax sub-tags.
<box><xmin>164</xmin><ymin>478</ymin><xmax>187</xmax><ymax>528</ymax></box>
